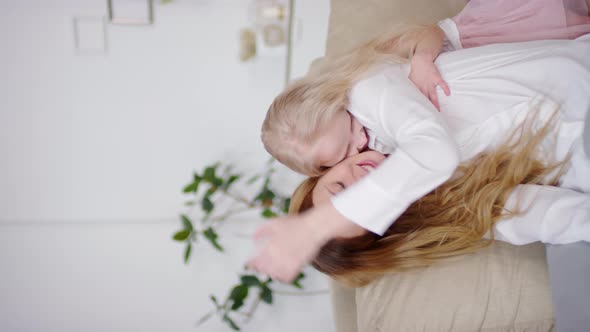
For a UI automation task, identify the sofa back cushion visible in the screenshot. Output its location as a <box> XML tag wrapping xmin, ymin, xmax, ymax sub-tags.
<box><xmin>354</xmin><ymin>242</ymin><xmax>553</xmax><ymax>331</ymax></box>
<box><xmin>325</xmin><ymin>0</ymin><xmax>468</xmax><ymax>56</ymax></box>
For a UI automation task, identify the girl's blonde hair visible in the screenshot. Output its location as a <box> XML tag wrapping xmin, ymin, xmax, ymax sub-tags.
<box><xmin>289</xmin><ymin>112</ymin><xmax>566</xmax><ymax>287</ymax></box>
<box><xmin>261</xmin><ymin>24</ymin><xmax>431</xmax><ymax>176</ymax></box>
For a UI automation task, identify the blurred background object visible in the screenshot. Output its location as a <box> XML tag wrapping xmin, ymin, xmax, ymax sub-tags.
<box><xmin>239</xmin><ymin>0</ymin><xmax>291</xmax><ymax>65</ymax></box>
<box><xmin>107</xmin><ymin>0</ymin><xmax>154</xmax><ymax>25</ymax></box>
<box><xmin>239</xmin><ymin>28</ymin><xmax>257</xmax><ymax>61</ymax></box>
<box><xmin>248</xmin><ymin>0</ymin><xmax>289</xmax><ymax>48</ymax></box>
<box><xmin>73</xmin><ymin>16</ymin><xmax>108</xmax><ymax>54</ymax></box>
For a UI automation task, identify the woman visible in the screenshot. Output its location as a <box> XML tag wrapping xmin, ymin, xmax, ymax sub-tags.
<box><xmin>250</xmin><ymin>0</ymin><xmax>590</xmax><ymax>279</ymax></box>
<box><xmin>250</xmin><ymin>35</ymin><xmax>590</xmax><ymax>283</ymax></box>
<box><xmin>291</xmin><ymin>121</ymin><xmax>590</xmax><ymax>287</ymax></box>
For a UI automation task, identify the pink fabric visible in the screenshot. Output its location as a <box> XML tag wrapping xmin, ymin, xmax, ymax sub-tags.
<box><xmin>452</xmin><ymin>0</ymin><xmax>590</xmax><ymax>48</ymax></box>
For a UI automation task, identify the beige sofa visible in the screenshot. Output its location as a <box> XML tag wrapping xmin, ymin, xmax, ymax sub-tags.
<box><xmin>316</xmin><ymin>1</ymin><xmax>556</xmax><ymax>331</ymax></box>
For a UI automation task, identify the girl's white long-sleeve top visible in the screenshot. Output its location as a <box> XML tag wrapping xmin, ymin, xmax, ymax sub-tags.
<box><xmin>331</xmin><ymin>35</ymin><xmax>590</xmax><ymax>242</ymax></box>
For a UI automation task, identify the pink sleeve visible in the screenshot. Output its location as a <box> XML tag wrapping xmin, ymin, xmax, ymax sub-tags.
<box><xmin>451</xmin><ymin>0</ymin><xmax>590</xmax><ymax>49</ymax></box>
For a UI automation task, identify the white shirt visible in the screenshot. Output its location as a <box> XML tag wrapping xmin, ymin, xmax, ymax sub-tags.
<box><xmin>331</xmin><ymin>35</ymin><xmax>590</xmax><ymax>244</ymax></box>
<box><xmin>438</xmin><ymin>18</ymin><xmax>463</xmax><ymax>52</ymax></box>
<box><xmin>496</xmin><ymin>185</ymin><xmax>590</xmax><ymax>244</ymax></box>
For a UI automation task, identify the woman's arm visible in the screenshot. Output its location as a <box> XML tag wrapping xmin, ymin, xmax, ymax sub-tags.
<box><xmin>248</xmin><ymin>199</ymin><xmax>364</xmax><ymax>282</ymax></box>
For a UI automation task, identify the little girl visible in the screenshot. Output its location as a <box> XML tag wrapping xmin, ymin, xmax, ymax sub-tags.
<box><xmin>250</xmin><ymin>1</ymin><xmax>590</xmax><ymax>282</ymax></box>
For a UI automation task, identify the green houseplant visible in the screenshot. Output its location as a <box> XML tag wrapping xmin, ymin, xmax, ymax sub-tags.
<box><xmin>172</xmin><ymin>160</ymin><xmax>318</xmax><ymax>330</ymax></box>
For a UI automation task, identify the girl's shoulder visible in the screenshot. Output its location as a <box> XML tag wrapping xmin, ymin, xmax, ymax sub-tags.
<box><xmin>351</xmin><ymin>64</ymin><xmax>410</xmax><ymax>99</ymax></box>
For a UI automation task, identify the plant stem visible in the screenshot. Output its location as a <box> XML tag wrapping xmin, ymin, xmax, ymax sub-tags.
<box><xmin>244</xmin><ymin>297</ymin><xmax>261</xmax><ymax>323</ymax></box>
<box><xmin>221</xmin><ymin>189</ymin><xmax>258</xmax><ymax>208</ymax></box>
<box><xmin>196</xmin><ymin>309</ymin><xmax>216</xmax><ymax>326</ymax></box>
<box><xmin>210</xmin><ymin>207</ymin><xmax>252</xmax><ymax>223</ymax></box>
<box><xmin>232</xmin><ymin>311</ymin><xmax>251</xmax><ymax>318</ymax></box>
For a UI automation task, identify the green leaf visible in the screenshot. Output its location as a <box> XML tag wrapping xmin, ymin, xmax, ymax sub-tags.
<box><xmin>172</xmin><ymin>229</ymin><xmax>191</xmax><ymax>241</ymax></box>
<box><xmin>210</xmin><ymin>295</ymin><xmax>219</xmax><ymax>307</ymax></box>
<box><xmin>203</xmin><ymin>227</ymin><xmax>223</xmax><ymax>251</ymax></box>
<box><xmin>182</xmin><ymin>174</ymin><xmax>202</xmax><ymax>193</ymax></box>
<box><xmin>182</xmin><ymin>181</ymin><xmax>199</xmax><ymax>193</ymax></box>
<box><xmin>184</xmin><ymin>243</ymin><xmax>192</xmax><ymax>264</ymax></box>
<box><xmin>282</xmin><ymin>198</ymin><xmax>291</xmax><ymax>214</ymax></box>
<box><xmin>229</xmin><ymin>284</ymin><xmax>249</xmax><ymax>311</ymax></box>
<box><xmin>222</xmin><ymin>314</ymin><xmax>240</xmax><ymax>331</ymax></box>
<box><xmin>203</xmin><ymin>166</ymin><xmax>216</xmax><ymax>181</ymax></box>
<box><xmin>255</xmin><ymin>188</ymin><xmax>276</xmax><ymax>204</ymax></box>
<box><xmin>260</xmin><ymin>284</ymin><xmax>273</xmax><ymax>304</ymax></box>
<box><xmin>240</xmin><ymin>275</ymin><xmax>261</xmax><ymax>287</ymax></box>
<box><xmin>201</xmin><ymin>195</ymin><xmax>214</xmax><ymax>214</ymax></box>
<box><xmin>291</xmin><ymin>272</ymin><xmax>305</xmax><ymax>289</ymax></box>
<box><xmin>203</xmin><ymin>165</ymin><xmax>223</xmax><ymax>187</ymax></box>
<box><xmin>261</xmin><ymin>208</ymin><xmax>277</xmax><ymax>218</ymax></box>
<box><xmin>222</xmin><ymin>174</ymin><xmax>240</xmax><ymax>190</ymax></box>
<box><xmin>181</xmin><ymin>215</ymin><xmax>193</xmax><ymax>231</ymax></box>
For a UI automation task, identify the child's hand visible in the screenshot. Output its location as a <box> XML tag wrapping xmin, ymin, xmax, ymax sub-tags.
<box><xmin>247</xmin><ymin>203</ymin><xmax>364</xmax><ymax>282</ymax></box>
<box><xmin>409</xmin><ymin>55</ymin><xmax>450</xmax><ymax>111</ymax></box>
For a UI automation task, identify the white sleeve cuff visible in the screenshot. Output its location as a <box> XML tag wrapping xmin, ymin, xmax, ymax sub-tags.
<box><xmin>437</xmin><ymin>18</ymin><xmax>462</xmax><ymax>52</ymax></box>
<box><xmin>331</xmin><ymin>177</ymin><xmax>408</xmax><ymax>236</ymax></box>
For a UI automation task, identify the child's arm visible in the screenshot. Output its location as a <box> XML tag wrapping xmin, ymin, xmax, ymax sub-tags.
<box><xmin>408</xmin><ymin>25</ymin><xmax>450</xmax><ymax>111</ymax></box>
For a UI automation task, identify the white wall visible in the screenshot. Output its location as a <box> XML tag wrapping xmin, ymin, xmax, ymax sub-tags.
<box><xmin>0</xmin><ymin>0</ymin><xmax>283</xmax><ymax>221</ymax></box>
<box><xmin>0</xmin><ymin>1</ymin><xmax>333</xmax><ymax>331</ymax></box>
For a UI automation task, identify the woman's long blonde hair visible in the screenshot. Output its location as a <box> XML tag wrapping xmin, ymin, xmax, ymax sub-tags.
<box><xmin>261</xmin><ymin>24</ymin><xmax>431</xmax><ymax>176</ymax></box>
<box><xmin>290</xmin><ymin>113</ymin><xmax>566</xmax><ymax>287</ymax></box>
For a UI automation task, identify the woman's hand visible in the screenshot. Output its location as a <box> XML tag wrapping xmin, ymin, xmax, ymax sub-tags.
<box><xmin>247</xmin><ymin>203</ymin><xmax>365</xmax><ymax>282</ymax></box>
<box><xmin>409</xmin><ymin>55</ymin><xmax>450</xmax><ymax>111</ymax></box>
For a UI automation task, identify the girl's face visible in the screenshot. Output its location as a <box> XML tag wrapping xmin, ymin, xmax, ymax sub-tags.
<box><xmin>312</xmin><ymin>150</ymin><xmax>386</xmax><ymax>206</ymax></box>
<box><xmin>304</xmin><ymin>111</ymin><xmax>369</xmax><ymax>171</ymax></box>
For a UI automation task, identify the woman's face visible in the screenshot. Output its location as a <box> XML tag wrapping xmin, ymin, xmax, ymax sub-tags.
<box><xmin>312</xmin><ymin>150</ymin><xmax>386</xmax><ymax>206</ymax></box>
